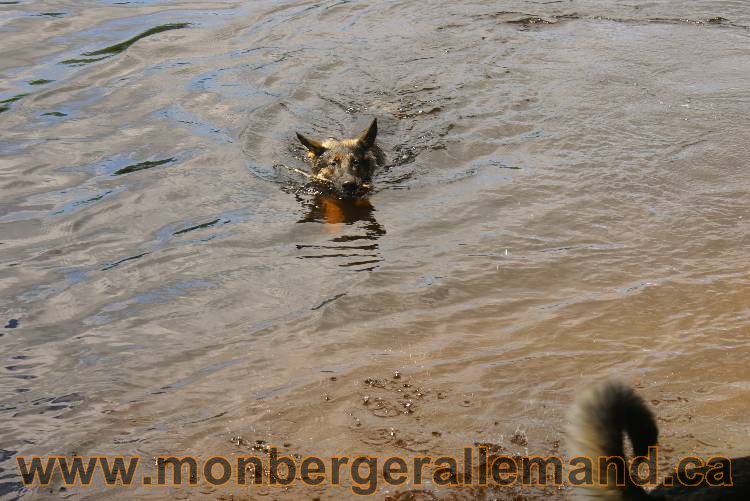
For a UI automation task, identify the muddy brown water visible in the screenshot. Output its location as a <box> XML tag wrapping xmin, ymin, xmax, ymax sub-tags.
<box><xmin>1</xmin><ymin>1</ymin><xmax>750</xmax><ymax>499</ymax></box>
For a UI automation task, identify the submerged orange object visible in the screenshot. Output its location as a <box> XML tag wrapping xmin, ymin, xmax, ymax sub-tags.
<box><xmin>320</xmin><ymin>196</ymin><xmax>371</xmax><ymax>225</ymax></box>
<box><xmin>320</xmin><ymin>196</ymin><xmax>345</xmax><ymax>225</ymax></box>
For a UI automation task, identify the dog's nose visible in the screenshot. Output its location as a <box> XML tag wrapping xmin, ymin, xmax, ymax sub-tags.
<box><xmin>342</xmin><ymin>181</ymin><xmax>358</xmax><ymax>194</ymax></box>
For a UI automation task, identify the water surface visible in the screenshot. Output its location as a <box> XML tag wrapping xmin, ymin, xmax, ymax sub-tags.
<box><xmin>1</xmin><ymin>0</ymin><xmax>749</xmax><ymax>499</ymax></box>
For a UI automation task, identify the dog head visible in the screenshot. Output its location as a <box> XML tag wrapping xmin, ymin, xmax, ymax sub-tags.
<box><xmin>296</xmin><ymin>118</ymin><xmax>380</xmax><ymax>197</ymax></box>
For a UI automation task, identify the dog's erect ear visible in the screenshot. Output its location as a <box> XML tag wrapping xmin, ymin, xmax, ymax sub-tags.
<box><xmin>296</xmin><ymin>133</ymin><xmax>326</xmax><ymax>157</ymax></box>
<box><xmin>356</xmin><ymin>118</ymin><xmax>378</xmax><ymax>150</ymax></box>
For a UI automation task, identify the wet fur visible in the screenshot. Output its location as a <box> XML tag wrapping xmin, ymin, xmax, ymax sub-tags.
<box><xmin>567</xmin><ymin>381</ymin><xmax>750</xmax><ymax>500</ymax></box>
<box><xmin>297</xmin><ymin>118</ymin><xmax>385</xmax><ymax>196</ymax></box>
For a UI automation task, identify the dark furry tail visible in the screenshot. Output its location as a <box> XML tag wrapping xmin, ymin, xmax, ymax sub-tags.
<box><xmin>566</xmin><ymin>381</ymin><xmax>659</xmax><ymax>500</ymax></box>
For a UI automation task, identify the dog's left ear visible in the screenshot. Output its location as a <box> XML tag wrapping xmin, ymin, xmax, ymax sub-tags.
<box><xmin>356</xmin><ymin>118</ymin><xmax>378</xmax><ymax>149</ymax></box>
<box><xmin>296</xmin><ymin>132</ymin><xmax>327</xmax><ymax>157</ymax></box>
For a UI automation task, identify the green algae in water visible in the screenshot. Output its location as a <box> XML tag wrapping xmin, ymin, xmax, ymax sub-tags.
<box><xmin>0</xmin><ymin>93</ymin><xmax>29</xmax><ymax>112</ymax></box>
<box><xmin>62</xmin><ymin>23</ymin><xmax>190</xmax><ymax>65</ymax></box>
<box><xmin>113</xmin><ymin>158</ymin><xmax>175</xmax><ymax>176</ymax></box>
<box><xmin>83</xmin><ymin>23</ymin><xmax>190</xmax><ymax>56</ymax></box>
<box><xmin>61</xmin><ymin>55</ymin><xmax>111</xmax><ymax>65</ymax></box>
<box><xmin>0</xmin><ymin>94</ymin><xmax>29</xmax><ymax>104</ymax></box>
<box><xmin>173</xmin><ymin>219</ymin><xmax>222</xmax><ymax>236</ymax></box>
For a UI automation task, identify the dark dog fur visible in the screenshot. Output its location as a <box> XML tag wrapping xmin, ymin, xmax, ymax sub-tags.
<box><xmin>296</xmin><ymin>118</ymin><xmax>385</xmax><ymax>197</ymax></box>
<box><xmin>567</xmin><ymin>381</ymin><xmax>750</xmax><ymax>499</ymax></box>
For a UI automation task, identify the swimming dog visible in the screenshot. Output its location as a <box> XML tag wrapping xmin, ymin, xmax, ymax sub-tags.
<box><xmin>567</xmin><ymin>381</ymin><xmax>750</xmax><ymax>499</ymax></box>
<box><xmin>296</xmin><ymin>118</ymin><xmax>385</xmax><ymax>197</ymax></box>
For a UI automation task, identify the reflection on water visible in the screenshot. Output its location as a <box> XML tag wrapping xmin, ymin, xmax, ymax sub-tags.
<box><xmin>296</xmin><ymin>194</ymin><xmax>385</xmax><ymax>271</ymax></box>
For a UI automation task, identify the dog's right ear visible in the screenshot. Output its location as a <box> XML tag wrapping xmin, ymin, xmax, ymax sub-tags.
<box><xmin>296</xmin><ymin>133</ymin><xmax>326</xmax><ymax>157</ymax></box>
<box><xmin>356</xmin><ymin>118</ymin><xmax>378</xmax><ymax>150</ymax></box>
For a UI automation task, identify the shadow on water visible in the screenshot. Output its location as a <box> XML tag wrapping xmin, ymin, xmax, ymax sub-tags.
<box><xmin>296</xmin><ymin>194</ymin><xmax>385</xmax><ymax>272</ymax></box>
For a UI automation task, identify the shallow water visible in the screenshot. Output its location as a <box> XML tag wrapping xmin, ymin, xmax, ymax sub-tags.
<box><xmin>1</xmin><ymin>0</ymin><xmax>749</xmax><ymax>499</ymax></box>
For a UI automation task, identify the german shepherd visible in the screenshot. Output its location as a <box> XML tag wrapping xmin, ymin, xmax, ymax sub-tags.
<box><xmin>567</xmin><ymin>381</ymin><xmax>750</xmax><ymax>499</ymax></box>
<box><xmin>296</xmin><ymin>118</ymin><xmax>385</xmax><ymax>197</ymax></box>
